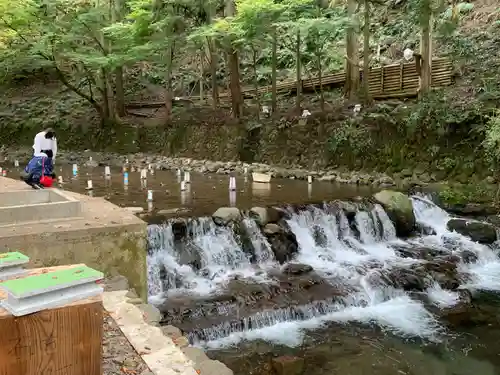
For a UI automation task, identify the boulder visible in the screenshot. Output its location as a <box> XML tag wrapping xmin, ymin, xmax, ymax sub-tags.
<box><xmin>271</xmin><ymin>356</ymin><xmax>304</xmax><ymax>375</ymax></box>
<box><xmin>161</xmin><ymin>325</ymin><xmax>183</xmax><ymax>339</ymax></box>
<box><xmin>263</xmin><ymin>223</ymin><xmax>281</xmax><ymax>235</ymax></box>
<box><xmin>198</xmin><ymin>359</ymin><xmax>234</xmax><ymax>375</ymax></box>
<box><xmin>249</xmin><ymin>207</ymin><xmax>268</xmax><ymax>225</ymax></box>
<box><xmin>212</xmin><ymin>207</ymin><xmax>241</xmax><ymax>225</ymax></box>
<box><xmin>263</xmin><ymin>223</ymin><xmax>299</xmax><ymax>263</ymax></box>
<box><xmin>447</xmin><ymin>218</ymin><xmax>497</xmax><ymax>244</ymax></box>
<box><xmin>374</xmin><ymin>190</ymin><xmax>416</xmax><ymax>237</ymax></box>
<box><xmin>283</xmin><ymin>263</ymin><xmax>313</xmax><ymax>275</ymax></box>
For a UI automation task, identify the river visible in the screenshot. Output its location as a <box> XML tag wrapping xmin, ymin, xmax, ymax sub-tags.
<box><xmin>20</xmin><ymin>164</ymin><xmax>500</xmax><ymax>375</ymax></box>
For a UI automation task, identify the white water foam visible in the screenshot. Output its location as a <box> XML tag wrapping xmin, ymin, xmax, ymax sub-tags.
<box><xmin>411</xmin><ymin>196</ymin><xmax>500</xmax><ymax>292</ymax></box>
<box><xmin>151</xmin><ymin>197</ymin><xmax>500</xmax><ymax>347</ymax></box>
<box><xmin>147</xmin><ymin>217</ymin><xmax>275</xmax><ymax>302</ymax></box>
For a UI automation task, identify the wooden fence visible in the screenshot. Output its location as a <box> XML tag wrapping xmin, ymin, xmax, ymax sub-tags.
<box><xmin>126</xmin><ymin>57</ymin><xmax>453</xmax><ymax>109</ymax></box>
<box><xmin>240</xmin><ymin>57</ymin><xmax>453</xmax><ymax>99</ymax></box>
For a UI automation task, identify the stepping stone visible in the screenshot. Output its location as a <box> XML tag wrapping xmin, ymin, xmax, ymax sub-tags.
<box><xmin>0</xmin><ymin>265</ymin><xmax>104</xmax><ymax>316</ymax></box>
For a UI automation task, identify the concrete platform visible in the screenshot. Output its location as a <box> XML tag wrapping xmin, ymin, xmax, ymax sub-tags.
<box><xmin>0</xmin><ymin>189</ymin><xmax>81</xmax><ymax>224</ymax></box>
<box><xmin>0</xmin><ymin>177</ymin><xmax>148</xmax><ymax>298</ymax></box>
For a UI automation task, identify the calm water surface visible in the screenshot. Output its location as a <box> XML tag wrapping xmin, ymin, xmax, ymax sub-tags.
<box><xmin>50</xmin><ymin>166</ymin><xmax>375</xmax><ymax>217</ymax></box>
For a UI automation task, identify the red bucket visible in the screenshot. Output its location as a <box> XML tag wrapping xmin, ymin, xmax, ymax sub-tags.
<box><xmin>40</xmin><ymin>176</ymin><xmax>54</xmax><ymax>188</ymax></box>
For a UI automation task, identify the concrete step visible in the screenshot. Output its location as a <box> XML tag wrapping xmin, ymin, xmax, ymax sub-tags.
<box><xmin>0</xmin><ymin>189</ymin><xmax>82</xmax><ymax>224</ymax></box>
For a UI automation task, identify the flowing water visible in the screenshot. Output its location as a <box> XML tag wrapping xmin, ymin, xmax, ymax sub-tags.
<box><xmin>14</xmin><ymin>161</ymin><xmax>500</xmax><ymax>374</ymax></box>
<box><xmin>147</xmin><ymin>195</ymin><xmax>500</xmax><ymax>374</ymax></box>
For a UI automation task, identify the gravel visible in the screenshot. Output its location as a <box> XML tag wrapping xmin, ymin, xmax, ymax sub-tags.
<box><xmin>103</xmin><ymin>312</ymin><xmax>153</xmax><ymax>375</ymax></box>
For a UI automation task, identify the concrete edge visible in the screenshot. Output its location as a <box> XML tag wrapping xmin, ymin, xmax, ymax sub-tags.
<box><xmin>103</xmin><ymin>290</ymin><xmax>234</xmax><ymax>375</ymax></box>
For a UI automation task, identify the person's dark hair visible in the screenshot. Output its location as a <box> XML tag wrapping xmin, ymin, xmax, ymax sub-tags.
<box><xmin>44</xmin><ymin>150</ymin><xmax>53</xmax><ymax>158</ymax></box>
<box><xmin>44</xmin><ymin>128</ymin><xmax>55</xmax><ymax>139</ymax></box>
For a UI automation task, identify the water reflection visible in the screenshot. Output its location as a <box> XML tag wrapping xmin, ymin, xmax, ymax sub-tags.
<box><xmin>9</xmin><ymin>165</ymin><xmax>376</xmax><ymax>217</ymax></box>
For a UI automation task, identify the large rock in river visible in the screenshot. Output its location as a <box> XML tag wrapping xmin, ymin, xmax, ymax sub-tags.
<box><xmin>212</xmin><ymin>207</ymin><xmax>241</xmax><ymax>225</ymax></box>
<box><xmin>447</xmin><ymin>218</ymin><xmax>497</xmax><ymax>244</ymax></box>
<box><xmin>374</xmin><ymin>190</ymin><xmax>416</xmax><ymax>237</ymax></box>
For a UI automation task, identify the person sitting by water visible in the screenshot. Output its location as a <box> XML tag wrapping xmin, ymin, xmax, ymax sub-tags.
<box><xmin>33</xmin><ymin>127</ymin><xmax>57</xmax><ymax>163</ymax></box>
<box><xmin>20</xmin><ymin>150</ymin><xmax>56</xmax><ymax>189</ymax></box>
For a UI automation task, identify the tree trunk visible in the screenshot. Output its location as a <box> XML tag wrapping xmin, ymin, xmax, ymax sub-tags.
<box><xmin>208</xmin><ymin>39</ymin><xmax>219</xmax><ymax>108</ymax></box>
<box><xmin>165</xmin><ymin>42</ymin><xmax>173</xmax><ymax>117</ymax></box>
<box><xmin>295</xmin><ymin>29</ymin><xmax>302</xmax><ymax>112</ymax></box>
<box><xmin>345</xmin><ymin>0</ymin><xmax>359</xmax><ymax>100</ymax></box>
<box><xmin>207</xmin><ymin>3</ymin><xmax>219</xmax><ymax>109</ymax></box>
<box><xmin>199</xmin><ymin>53</ymin><xmax>204</xmax><ymax>101</ymax></box>
<box><xmin>111</xmin><ymin>0</ymin><xmax>125</xmax><ymax>116</ymax></box>
<box><xmin>252</xmin><ymin>46</ymin><xmax>260</xmax><ymax>119</ymax></box>
<box><xmin>362</xmin><ymin>0</ymin><xmax>371</xmax><ymax>103</ymax></box>
<box><xmin>419</xmin><ymin>0</ymin><xmax>432</xmax><ymax>97</ymax></box>
<box><xmin>271</xmin><ymin>27</ymin><xmax>277</xmax><ymax>113</ymax></box>
<box><xmin>99</xmin><ymin>27</ymin><xmax>114</xmax><ymax>123</ymax></box>
<box><xmin>225</xmin><ymin>0</ymin><xmax>243</xmax><ymax>118</ymax></box>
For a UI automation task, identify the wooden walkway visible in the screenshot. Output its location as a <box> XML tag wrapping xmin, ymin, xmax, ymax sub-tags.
<box><xmin>126</xmin><ymin>58</ymin><xmax>453</xmax><ymax>108</ymax></box>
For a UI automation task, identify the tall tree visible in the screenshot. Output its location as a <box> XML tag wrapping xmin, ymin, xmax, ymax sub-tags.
<box><xmin>344</xmin><ymin>0</ymin><xmax>359</xmax><ymax>100</ymax></box>
<box><xmin>418</xmin><ymin>0</ymin><xmax>432</xmax><ymax>97</ymax></box>
<box><xmin>224</xmin><ymin>0</ymin><xmax>243</xmax><ymax>118</ymax></box>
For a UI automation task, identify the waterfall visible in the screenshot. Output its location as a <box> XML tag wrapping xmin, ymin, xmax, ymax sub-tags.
<box><xmin>147</xmin><ymin>197</ymin><xmax>500</xmax><ymax>348</ymax></box>
<box><xmin>147</xmin><ymin>216</ymin><xmax>275</xmax><ymax>300</ymax></box>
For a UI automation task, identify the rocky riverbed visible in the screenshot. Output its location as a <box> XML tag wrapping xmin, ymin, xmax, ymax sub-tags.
<box><xmin>147</xmin><ymin>189</ymin><xmax>500</xmax><ymax>360</ymax></box>
<box><xmin>0</xmin><ymin>147</ymin><xmax>436</xmax><ymax>188</ymax></box>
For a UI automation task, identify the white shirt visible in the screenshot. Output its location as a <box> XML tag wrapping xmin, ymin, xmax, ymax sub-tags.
<box><xmin>33</xmin><ymin>131</ymin><xmax>57</xmax><ymax>161</ymax></box>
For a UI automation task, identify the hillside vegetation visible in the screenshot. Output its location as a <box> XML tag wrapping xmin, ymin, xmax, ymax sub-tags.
<box><xmin>1</xmin><ymin>0</ymin><xmax>500</xmax><ymax>200</ymax></box>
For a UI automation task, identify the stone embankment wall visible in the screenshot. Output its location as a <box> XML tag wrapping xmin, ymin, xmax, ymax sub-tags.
<box><xmin>2</xmin><ymin>148</ymin><xmax>432</xmax><ymax>188</ymax></box>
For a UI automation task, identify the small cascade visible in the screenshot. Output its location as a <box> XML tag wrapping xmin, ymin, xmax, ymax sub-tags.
<box><xmin>189</xmin><ymin>297</ymin><xmax>345</xmax><ymax>344</ymax></box>
<box><xmin>147</xmin><ymin>195</ymin><xmax>500</xmax><ymax>348</ymax></box>
<box><xmin>147</xmin><ymin>216</ymin><xmax>276</xmax><ymax>300</ymax></box>
<box><xmin>188</xmin><ymin>217</ymin><xmax>250</xmax><ymax>270</ymax></box>
<box><xmin>241</xmin><ymin>217</ymin><xmax>274</xmax><ymax>263</ymax></box>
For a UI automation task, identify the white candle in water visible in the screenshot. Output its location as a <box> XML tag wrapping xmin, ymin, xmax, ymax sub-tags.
<box><xmin>104</xmin><ymin>166</ymin><xmax>111</xmax><ymax>176</ymax></box>
<box><xmin>147</xmin><ymin>190</ymin><xmax>153</xmax><ymax>201</ymax></box>
<box><xmin>184</xmin><ymin>171</ymin><xmax>191</xmax><ymax>183</ymax></box>
<box><xmin>229</xmin><ymin>176</ymin><xmax>236</xmax><ymax>191</ymax></box>
<box><xmin>87</xmin><ymin>180</ymin><xmax>93</xmax><ymax>189</ymax></box>
<box><xmin>180</xmin><ymin>180</ymin><xmax>186</xmax><ymax>191</ymax></box>
<box><xmin>307</xmin><ymin>175</ymin><xmax>312</xmax><ymax>184</ymax></box>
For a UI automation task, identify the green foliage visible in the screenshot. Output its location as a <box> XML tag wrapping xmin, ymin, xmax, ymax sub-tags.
<box><xmin>438</xmin><ymin>182</ymin><xmax>498</xmax><ymax>206</ymax></box>
<box><xmin>401</xmin><ymin>91</ymin><xmax>485</xmax><ymax>138</ymax></box>
<box><xmin>327</xmin><ymin>118</ymin><xmax>373</xmax><ymax>157</ymax></box>
<box><xmin>482</xmin><ymin>110</ymin><xmax>500</xmax><ymax>169</ymax></box>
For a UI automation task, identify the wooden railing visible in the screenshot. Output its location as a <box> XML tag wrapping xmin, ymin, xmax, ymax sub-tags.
<box><xmin>126</xmin><ymin>58</ymin><xmax>453</xmax><ymax>108</ymax></box>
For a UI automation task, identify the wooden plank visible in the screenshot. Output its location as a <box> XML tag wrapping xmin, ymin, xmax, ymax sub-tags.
<box><xmin>0</xmin><ymin>300</ymin><xmax>102</xmax><ymax>375</ymax></box>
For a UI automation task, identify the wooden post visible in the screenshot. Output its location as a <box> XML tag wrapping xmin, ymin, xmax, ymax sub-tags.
<box><xmin>380</xmin><ymin>66</ymin><xmax>385</xmax><ymax>93</ymax></box>
<box><xmin>399</xmin><ymin>63</ymin><xmax>404</xmax><ymax>90</ymax></box>
<box><xmin>0</xmin><ymin>265</ymin><xmax>103</xmax><ymax>375</ymax></box>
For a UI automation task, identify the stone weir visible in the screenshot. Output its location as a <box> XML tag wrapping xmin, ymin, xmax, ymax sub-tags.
<box><xmin>147</xmin><ymin>190</ymin><xmax>499</xmax><ymax>346</ymax></box>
